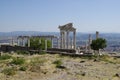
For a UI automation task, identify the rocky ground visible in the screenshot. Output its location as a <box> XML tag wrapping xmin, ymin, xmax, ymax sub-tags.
<box><xmin>0</xmin><ymin>53</ymin><xmax>120</xmax><ymax>80</ymax></box>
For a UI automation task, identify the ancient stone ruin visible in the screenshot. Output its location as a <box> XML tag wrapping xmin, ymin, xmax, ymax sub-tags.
<box><xmin>58</xmin><ymin>23</ymin><xmax>76</xmax><ymax>49</ymax></box>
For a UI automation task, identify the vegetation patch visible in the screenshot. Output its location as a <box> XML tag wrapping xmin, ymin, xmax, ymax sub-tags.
<box><xmin>2</xmin><ymin>67</ymin><xmax>17</xmax><ymax>76</ymax></box>
<box><xmin>19</xmin><ymin>66</ymin><xmax>27</xmax><ymax>71</ymax></box>
<box><xmin>53</xmin><ymin>60</ymin><xmax>65</xmax><ymax>69</ymax></box>
<box><xmin>16</xmin><ymin>50</ymin><xmax>30</xmax><ymax>55</ymax></box>
<box><xmin>29</xmin><ymin>63</ymin><xmax>41</xmax><ymax>72</ymax></box>
<box><xmin>0</xmin><ymin>54</ymin><xmax>12</xmax><ymax>60</ymax></box>
<box><xmin>11</xmin><ymin>57</ymin><xmax>25</xmax><ymax>65</ymax></box>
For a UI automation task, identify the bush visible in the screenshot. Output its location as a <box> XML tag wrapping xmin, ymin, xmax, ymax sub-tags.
<box><xmin>2</xmin><ymin>67</ymin><xmax>16</xmax><ymax>76</ymax></box>
<box><xmin>38</xmin><ymin>51</ymin><xmax>47</xmax><ymax>55</ymax></box>
<box><xmin>11</xmin><ymin>57</ymin><xmax>25</xmax><ymax>65</ymax></box>
<box><xmin>0</xmin><ymin>54</ymin><xmax>12</xmax><ymax>60</ymax></box>
<box><xmin>16</xmin><ymin>50</ymin><xmax>29</xmax><ymax>55</ymax></box>
<box><xmin>53</xmin><ymin>60</ymin><xmax>63</xmax><ymax>68</ymax></box>
<box><xmin>19</xmin><ymin>66</ymin><xmax>27</xmax><ymax>71</ymax></box>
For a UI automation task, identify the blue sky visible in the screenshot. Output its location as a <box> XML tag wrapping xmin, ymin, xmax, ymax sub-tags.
<box><xmin>0</xmin><ymin>0</ymin><xmax>120</xmax><ymax>33</ymax></box>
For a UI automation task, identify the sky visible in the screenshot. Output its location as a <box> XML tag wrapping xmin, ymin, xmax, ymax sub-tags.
<box><xmin>0</xmin><ymin>0</ymin><xmax>120</xmax><ymax>33</ymax></box>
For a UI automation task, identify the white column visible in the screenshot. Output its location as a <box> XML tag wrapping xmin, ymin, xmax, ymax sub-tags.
<box><xmin>71</xmin><ymin>38</ymin><xmax>73</xmax><ymax>49</ymax></box>
<box><xmin>66</xmin><ymin>31</ymin><xmax>69</xmax><ymax>49</ymax></box>
<box><xmin>11</xmin><ymin>37</ymin><xmax>14</xmax><ymax>46</ymax></box>
<box><xmin>88</xmin><ymin>34</ymin><xmax>92</xmax><ymax>52</ymax></box>
<box><xmin>28</xmin><ymin>38</ymin><xmax>30</xmax><ymax>47</ymax></box>
<box><xmin>17</xmin><ymin>38</ymin><xmax>20</xmax><ymax>46</ymax></box>
<box><xmin>57</xmin><ymin>37</ymin><xmax>60</xmax><ymax>48</ymax></box>
<box><xmin>45</xmin><ymin>39</ymin><xmax>47</xmax><ymax>51</ymax></box>
<box><xmin>21</xmin><ymin>38</ymin><xmax>24</xmax><ymax>46</ymax></box>
<box><xmin>51</xmin><ymin>38</ymin><xmax>53</xmax><ymax>48</ymax></box>
<box><xmin>63</xmin><ymin>32</ymin><xmax>65</xmax><ymax>49</ymax></box>
<box><xmin>85</xmin><ymin>41</ymin><xmax>88</xmax><ymax>53</ymax></box>
<box><xmin>60</xmin><ymin>31</ymin><xmax>63</xmax><ymax>49</ymax></box>
<box><xmin>23</xmin><ymin>38</ymin><xmax>26</xmax><ymax>47</ymax></box>
<box><xmin>73</xmin><ymin>31</ymin><xmax>76</xmax><ymax>49</ymax></box>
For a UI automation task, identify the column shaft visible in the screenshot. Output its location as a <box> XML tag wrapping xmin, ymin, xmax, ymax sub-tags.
<box><xmin>57</xmin><ymin>37</ymin><xmax>60</xmax><ymax>48</ymax></box>
<box><xmin>45</xmin><ymin>39</ymin><xmax>47</xmax><ymax>51</ymax></box>
<box><xmin>17</xmin><ymin>38</ymin><xmax>20</xmax><ymax>46</ymax></box>
<box><xmin>60</xmin><ymin>31</ymin><xmax>62</xmax><ymax>48</ymax></box>
<box><xmin>63</xmin><ymin>32</ymin><xmax>66</xmax><ymax>49</ymax></box>
<box><xmin>51</xmin><ymin>38</ymin><xmax>53</xmax><ymax>48</ymax></box>
<box><xmin>71</xmin><ymin>38</ymin><xmax>73</xmax><ymax>49</ymax></box>
<box><xmin>73</xmin><ymin>31</ymin><xmax>76</xmax><ymax>49</ymax></box>
<box><xmin>66</xmin><ymin>31</ymin><xmax>69</xmax><ymax>49</ymax></box>
<box><xmin>28</xmin><ymin>38</ymin><xmax>30</xmax><ymax>47</ymax></box>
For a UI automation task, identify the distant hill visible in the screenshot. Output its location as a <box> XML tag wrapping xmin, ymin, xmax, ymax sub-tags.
<box><xmin>0</xmin><ymin>31</ymin><xmax>59</xmax><ymax>36</ymax></box>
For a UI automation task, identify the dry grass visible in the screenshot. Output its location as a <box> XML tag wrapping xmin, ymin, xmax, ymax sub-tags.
<box><xmin>0</xmin><ymin>53</ymin><xmax>120</xmax><ymax>80</ymax></box>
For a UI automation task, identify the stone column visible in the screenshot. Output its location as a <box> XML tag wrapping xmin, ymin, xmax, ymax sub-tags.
<box><xmin>57</xmin><ymin>37</ymin><xmax>60</xmax><ymax>48</ymax></box>
<box><xmin>22</xmin><ymin>38</ymin><xmax>24</xmax><ymax>46</ymax></box>
<box><xmin>23</xmin><ymin>38</ymin><xmax>26</xmax><ymax>47</ymax></box>
<box><xmin>17</xmin><ymin>38</ymin><xmax>20</xmax><ymax>46</ymax></box>
<box><xmin>51</xmin><ymin>38</ymin><xmax>53</xmax><ymax>48</ymax></box>
<box><xmin>85</xmin><ymin>41</ymin><xmax>88</xmax><ymax>53</ymax></box>
<box><xmin>60</xmin><ymin>31</ymin><xmax>63</xmax><ymax>49</ymax></box>
<box><xmin>28</xmin><ymin>38</ymin><xmax>30</xmax><ymax>47</ymax></box>
<box><xmin>71</xmin><ymin>38</ymin><xmax>73</xmax><ymax>49</ymax></box>
<box><xmin>63</xmin><ymin>32</ymin><xmax>66</xmax><ymax>49</ymax></box>
<box><xmin>45</xmin><ymin>39</ymin><xmax>47</xmax><ymax>51</ymax></box>
<box><xmin>88</xmin><ymin>34</ymin><xmax>92</xmax><ymax>52</ymax></box>
<box><xmin>11</xmin><ymin>37</ymin><xmax>14</xmax><ymax>46</ymax></box>
<box><xmin>73</xmin><ymin>31</ymin><xmax>76</xmax><ymax>49</ymax></box>
<box><xmin>66</xmin><ymin>31</ymin><xmax>69</xmax><ymax>49</ymax></box>
<box><xmin>96</xmin><ymin>31</ymin><xmax>99</xmax><ymax>39</ymax></box>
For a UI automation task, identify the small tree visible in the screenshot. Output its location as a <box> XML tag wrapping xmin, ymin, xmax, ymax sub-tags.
<box><xmin>30</xmin><ymin>38</ymin><xmax>52</xmax><ymax>50</ymax></box>
<box><xmin>90</xmin><ymin>38</ymin><xmax>107</xmax><ymax>55</ymax></box>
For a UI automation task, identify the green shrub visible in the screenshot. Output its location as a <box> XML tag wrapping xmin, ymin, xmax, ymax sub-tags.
<box><xmin>16</xmin><ymin>50</ymin><xmax>29</xmax><ymax>55</ymax></box>
<box><xmin>19</xmin><ymin>66</ymin><xmax>27</xmax><ymax>71</ymax></box>
<box><xmin>38</xmin><ymin>51</ymin><xmax>47</xmax><ymax>55</ymax></box>
<box><xmin>100</xmin><ymin>55</ymin><xmax>110</xmax><ymax>60</ymax></box>
<box><xmin>2</xmin><ymin>67</ymin><xmax>16</xmax><ymax>76</ymax></box>
<box><xmin>30</xmin><ymin>57</ymin><xmax>46</xmax><ymax>66</ymax></box>
<box><xmin>0</xmin><ymin>54</ymin><xmax>12</xmax><ymax>60</ymax></box>
<box><xmin>11</xmin><ymin>57</ymin><xmax>25</xmax><ymax>65</ymax></box>
<box><xmin>53</xmin><ymin>60</ymin><xmax>63</xmax><ymax>68</ymax></box>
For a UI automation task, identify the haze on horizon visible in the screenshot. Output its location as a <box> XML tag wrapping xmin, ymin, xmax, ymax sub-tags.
<box><xmin>0</xmin><ymin>0</ymin><xmax>120</xmax><ymax>33</ymax></box>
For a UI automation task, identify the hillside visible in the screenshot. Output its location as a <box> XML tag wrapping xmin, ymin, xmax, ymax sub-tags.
<box><xmin>0</xmin><ymin>53</ymin><xmax>120</xmax><ymax>80</ymax></box>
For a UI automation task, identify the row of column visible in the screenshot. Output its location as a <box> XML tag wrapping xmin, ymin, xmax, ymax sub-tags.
<box><xmin>17</xmin><ymin>38</ymin><xmax>54</xmax><ymax>50</ymax></box>
<box><xmin>60</xmin><ymin>30</ymin><xmax>76</xmax><ymax>49</ymax></box>
<box><xmin>17</xmin><ymin>38</ymin><xmax>30</xmax><ymax>47</ymax></box>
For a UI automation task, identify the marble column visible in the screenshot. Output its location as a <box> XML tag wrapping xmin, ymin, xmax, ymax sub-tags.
<box><xmin>88</xmin><ymin>34</ymin><xmax>92</xmax><ymax>52</ymax></box>
<box><xmin>28</xmin><ymin>38</ymin><xmax>30</xmax><ymax>47</ymax></box>
<box><xmin>73</xmin><ymin>31</ymin><xmax>76</xmax><ymax>49</ymax></box>
<box><xmin>57</xmin><ymin>37</ymin><xmax>60</xmax><ymax>48</ymax></box>
<box><xmin>23</xmin><ymin>38</ymin><xmax>26</xmax><ymax>47</ymax></box>
<box><xmin>66</xmin><ymin>31</ymin><xmax>69</xmax><ymax>49</ymax></box>
<box><xmin>17</xmin><ymin>38</ymin><xmax>20</xmax><ymax>46</ymax></box>
<box><xmin>63</xmin><ymin>32</ymin><xmax>66</xmax><ymax>49</ymax></box>
<box><xmin>60</xmin><ymin>31</ymin><xmax>63</xmax><ymax>49</ymax></box>
<box><xmin>85</xmin><ymin>41</ymin><xmax>88</xmax><ymax>52</ymax></box>
<box><xmin>51</xmin><ymin>38</ymin><xmax>53</xmax><ymax>48</ymax></box>
<box><xmin>71</xmin><ymin>38</ymin><xmax>73</xmax><ymax>49</ymax></box>
<box><xmin>45</xmin><ymin>39</ymin><xmax>47</xmax><ymax>51</ymax></box>
<box><xmin>11</xmin><ymin>37</ymin><xmax>14</xmax><ymax>46</ymax></box>
<box><xmin>96</xmin><ymin>31</ymin><xmax>99</xmax><ymax>39</ymax></box>
<box><xmin>22</xmin><ymin>38</ymin><xmax>24</xmax><ymax>46</ymax></box>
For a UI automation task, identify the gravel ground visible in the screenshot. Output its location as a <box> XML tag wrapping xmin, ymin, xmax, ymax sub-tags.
<box><xmin>0</xmin><ymin>54</ymin><xmax>120</xmax><ymax>80</ymax></box>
